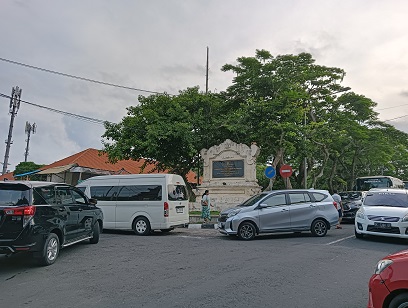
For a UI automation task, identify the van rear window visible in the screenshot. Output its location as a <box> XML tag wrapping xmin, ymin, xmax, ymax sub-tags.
<box><xmin>168</xmin><ymin>184</ymin><xmax>188</xmax><ymax>201</ymax></box>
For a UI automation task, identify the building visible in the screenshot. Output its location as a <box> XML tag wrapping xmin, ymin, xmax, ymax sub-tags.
<box><xmin>0</xmin><ymin>148</ymin><xmax>199</xmax><ymax>186</ymax></box>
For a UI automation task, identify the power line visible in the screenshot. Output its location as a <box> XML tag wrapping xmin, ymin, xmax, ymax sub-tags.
<box><xmin>376</xmin><ymin>103</ymin><xmax>408</xmax><ymax>111</ymax></box>
<box><xmin>383</xmin><ymin>114</ymin><xmax>408</xmax><ymax>122</ymax></box>
<box><xmin>0</xmin><ymin>56</ymin><xmax>170</xmax><ymax>95</ymax></box>
<box><xmin>0</xmin><ymin>93</ymin><xmax>110</xmax><ymax>125</ymax></box>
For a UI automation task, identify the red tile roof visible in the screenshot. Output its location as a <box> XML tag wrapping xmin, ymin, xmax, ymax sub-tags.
<box><xmin>42</xmin><ymin>148</ymin><xmax>200</xmax><ymax>184</ymax></box>
<box><xmin>0</xmin><ymin>172</ymin><xmax>15</xmax><ymax>181</ymax></box>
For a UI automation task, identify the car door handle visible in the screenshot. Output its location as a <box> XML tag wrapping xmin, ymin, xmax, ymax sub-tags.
<box><xmin>309</xmin><ymin>205</ymin><xmax>316</xmax><ymax>208</ymax></box>
<box><xmin>281</xmin><ymin>209</ymin><xmax>289</xmax><ymax>212</ymax></box>
<box><xmin>59</xmin><ymin>208</ymin><xmax>65</xmax><ymax>212</ymax></box>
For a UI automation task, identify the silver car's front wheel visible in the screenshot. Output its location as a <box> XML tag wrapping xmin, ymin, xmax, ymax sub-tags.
<box><xmin>311</xmin><ymin>219</ymin><xmax>328</xmax><ymax>237</ymax></box>
<box><xmin>238</xmin><ymin>222</ymin><xmax>256</xmax><ymax>240</ymax></box>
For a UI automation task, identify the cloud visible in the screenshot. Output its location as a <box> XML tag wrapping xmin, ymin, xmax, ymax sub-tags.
<box><xmin>1</xmin><ymin>0</ymin><xmax>408</xmax><ymax>172</ymax></box>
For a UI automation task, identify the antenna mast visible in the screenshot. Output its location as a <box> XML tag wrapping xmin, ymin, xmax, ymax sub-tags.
<box><xmin>2</xmin><ymin>86</ymin><xmax>22</xmax><ymax>175</ymax></box>
<box><xmin>24</xmin><ymin>122</ymin><xmax>37</xmax><ymax>162</ymax></box>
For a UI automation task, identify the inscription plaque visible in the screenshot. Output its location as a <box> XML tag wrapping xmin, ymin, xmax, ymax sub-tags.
<box><xmin>212</xmin><ymin>160</ymin><xmax>244</xmax><ymax>178</ymax></box>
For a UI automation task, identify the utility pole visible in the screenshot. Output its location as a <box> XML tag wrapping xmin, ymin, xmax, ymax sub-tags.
<box><xmin>24</xmin><ymin>122</ymin><xmax>36</xmax><ymax>162</ymax></box>
<box><xmin>205</xmin><ymin>46</ymin><xmax>209</xmax><ymax>94</ymax></box>
<box><xmin>2</xmin><ymin>86</ymin><xmax>22</xmax><ymax>175</ymax></box>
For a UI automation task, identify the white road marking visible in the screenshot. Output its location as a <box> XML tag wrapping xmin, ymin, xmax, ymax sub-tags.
<box><xmin>326</xmin><ymin>235</ymin><xmax>355</xmax><ymax>245</ymax></box>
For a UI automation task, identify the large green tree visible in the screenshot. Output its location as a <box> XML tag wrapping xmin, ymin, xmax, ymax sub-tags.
<box><xmin>102</xmin><ymin>87</ymin><xmax>224</xmax><ymax>180</ymax></box>
<box><xmin>102</xmin><ymin>50</ymin><xmax>408</xmax><ymax>192</ymax></box>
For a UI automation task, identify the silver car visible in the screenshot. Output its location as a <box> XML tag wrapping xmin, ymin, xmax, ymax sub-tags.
<box><xmin>355</xmin><ymin>188</ymin><xmax>408</xmax><ymax>239</ymax></box>
<box><xmin>218</xmin><ymin>189</ymin><xmax>339</xmax><ymax>240</ymax></box>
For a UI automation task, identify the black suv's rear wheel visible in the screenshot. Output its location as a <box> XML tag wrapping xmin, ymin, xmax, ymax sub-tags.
<box><xmin>38</xmin><ymin>233</ymin><xmax>60</xmax><ymax>266</ymax></box>
<box><xmin>89</xmin><ymin>222</ymin><xmax>100</xmax><ymax>244</ymax></box>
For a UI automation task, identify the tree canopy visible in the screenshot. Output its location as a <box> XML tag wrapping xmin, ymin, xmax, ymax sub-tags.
<box><xmin>102</xmin><ymin>50</ymin><xmax>408</xmax><ymax>191</ymax></box>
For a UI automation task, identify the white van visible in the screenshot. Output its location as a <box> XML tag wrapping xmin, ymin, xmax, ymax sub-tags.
<box><xmin>76</xmin><ymin>174</ymin><xmax>189</xmax><ymax>235</ymax></box>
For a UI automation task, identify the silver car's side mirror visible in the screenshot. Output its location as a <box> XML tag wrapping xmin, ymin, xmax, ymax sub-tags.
<box><xmin>259</xmin><ymin>203</ymin><xmax>268</xmax><ymax>208</ymax></box>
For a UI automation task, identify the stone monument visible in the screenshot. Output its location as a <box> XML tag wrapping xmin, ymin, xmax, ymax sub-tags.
<box><xmin>196</xmin><ymin>139</ymin><xmax>262</xmax><ymax>211</ymax></box>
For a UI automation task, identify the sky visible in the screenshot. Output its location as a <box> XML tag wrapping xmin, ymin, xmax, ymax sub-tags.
<box><xmin>1</xmin><ymin>0</ymin><xmax>408</xmax><ymax>173</ymax></box>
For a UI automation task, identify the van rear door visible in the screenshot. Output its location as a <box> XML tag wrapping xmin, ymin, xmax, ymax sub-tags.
<box><xmin>0</xmin><ymin>183</ymin><xmax>32</xmax><ymax>240</ymax></box>
<box><xmin>167</xmin><ymin>182</ymin><xmax>189</xmax><ymax>225</ymax></box>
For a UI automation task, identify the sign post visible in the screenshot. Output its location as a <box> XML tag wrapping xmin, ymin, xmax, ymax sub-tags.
<box><xmin>279</xmin><ymin>164</ymin><xmax>293</xmax><ymax>189</ymax></box>
<box><xmin>264</xmin><ymin>166</ymin><xmax>276</xmax><ymax>191</ymax></box>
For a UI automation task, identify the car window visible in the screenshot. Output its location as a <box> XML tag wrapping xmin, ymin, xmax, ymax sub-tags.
<box><xmin>56</xmin><ymin>187</ymin><xmax>75</xmax><ymax>205</ymax></box>
<box><xmin>240</xmin><ymin>193</ymin><xmax>269</xmax><ymax>207</ymax></box>
<box><xmin>339</xmin><ymin>192</ymin><xmax>362</xmax><ymax>201</ymax></box>
<box><xmin>33</xmin><ymin>186</ymin><xmax>57</xmax><ymax>205</ymax></box>
<box><xmin>168</xmin><ymin>184</ymin><xmax>187</xmax><ymax>201</ymax></box>
<box><xmin>262</xmin><ymin>194</ymin><xmax>287</xmax><ymax>207</ymax></box>
<box><xmin>288</xmin><ymin>193</ymin><xmax>311</xmax><ymax>204</ymax></box>
<box><xmin>364</xmin><ymin>192</ymin><xmax>408</xmax><ymax>208</ymax></box>
<box><xmin>0</xmin><ymin>184</ymin><xmax>30</xmax><ymax>206</ymax></box>
<box><xmin>311</xmin><ymin>192</ymin><xmax>327</xmax><ymax>202</ymax></box>
<box><xmin>90</xmin><ymin>186</ymin><xmax>119</xmax><ymax>201</ymax></box>
<box><xmin>71</xmin><ymin>188</ymin><xmax>87</xmax><ymax>204</ymax></box>
<box><xmin>117</xmin><ymin>185</ymin><xmax>162</xmax><ymax>201</ymax></box>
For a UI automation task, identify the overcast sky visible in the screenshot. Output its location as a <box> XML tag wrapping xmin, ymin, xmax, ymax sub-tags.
<box><xmin>1</xmin><ymin>0</ymin><xmax>408</xmax><ymax>172</ymax></box>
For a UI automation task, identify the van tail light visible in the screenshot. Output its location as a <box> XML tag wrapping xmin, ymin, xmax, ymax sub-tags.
<box><xmin>333</xmin><ymin>202</ymin><xmax>338</xmax><ymax>209</ymax></box>
<box><xmin>164</xmin><ymin>202</ymin><xmax>169</xmax><ymax>217</ymax></box>
<box><xmin>4</xmin><ymin>205</ymin><xmax>36</xmax><ymax>227</ymax></box>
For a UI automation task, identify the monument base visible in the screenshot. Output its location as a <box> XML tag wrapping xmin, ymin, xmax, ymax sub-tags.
<box><xmin>195</xmin><ymin>182</ymin><xmax>261</xmax><ymax>212</ymax></box>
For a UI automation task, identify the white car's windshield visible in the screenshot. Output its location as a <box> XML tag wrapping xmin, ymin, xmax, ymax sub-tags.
<box><xmin>364</xmin><ymin>192</ymin><xmax>408</xmax><ymax>208</ymax></box>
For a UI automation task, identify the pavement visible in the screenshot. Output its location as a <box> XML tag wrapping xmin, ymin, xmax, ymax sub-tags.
<box><xmin>188</xmin><ymin>222</ymin><xmax>217</xmax><ymax>229</ymax></box>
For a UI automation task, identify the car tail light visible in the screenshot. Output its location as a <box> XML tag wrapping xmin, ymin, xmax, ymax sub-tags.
<box><xmin>333</xmin><ymin>202</ymin><xmax>337</xmax><ymax>208</ymax></box>
<box><xmin>164</xmin><ymin>202</ymin><xmax>169</xmax><ymax>217</ymax></box>
<box><xmin>4</xmin><ymin>205</ymin><xmax>36</xmax><ymax>227</ymax></box>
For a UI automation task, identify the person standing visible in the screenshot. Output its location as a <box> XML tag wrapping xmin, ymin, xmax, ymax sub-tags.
<box><xmin>201</xmin><ymin>190</ymin><xmax>212</xmax><ymax>223</ymax></box>
<box><xmin>332</xmin><ymin>189</ymin><xmax>343</xmax><ymax>229</ymax></box>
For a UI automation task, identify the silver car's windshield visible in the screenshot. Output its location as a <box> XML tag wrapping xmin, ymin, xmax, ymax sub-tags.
<box><xmin>364</xmin><ymin>192</ymin><xmax>408</xmax><ymax>208</ymax></box>
<box><xmin>239</xmin><ymin>193</ymin><xmax>269</xmax><ymax>207</ymax></box>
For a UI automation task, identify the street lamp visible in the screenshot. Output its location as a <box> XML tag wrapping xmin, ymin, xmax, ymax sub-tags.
<box><xmin>303</xmin><ymin>86</ymin><xmax>351</xmax><ymax>188</ymax></box>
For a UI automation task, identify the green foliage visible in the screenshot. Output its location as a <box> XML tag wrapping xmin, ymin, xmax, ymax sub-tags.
<box><xmin>13</xmin><ymin>162</ymin><xmax>45</xmax><ymax>181</ymax></box>
<box><xmin>102</xmin><ymin>87</ymin><xmax>224</xmax><ymax>179</ymax></box>
<box><xmin>102</xmin><ymin>49</ymin><xmax>408</xmax><ymax>191</ymax></box>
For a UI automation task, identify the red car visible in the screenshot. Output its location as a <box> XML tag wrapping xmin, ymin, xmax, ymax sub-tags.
<box><xmin>368</xmin><ymin>249</ymin><xmax>408</xmax><ymax>308</ymax></box>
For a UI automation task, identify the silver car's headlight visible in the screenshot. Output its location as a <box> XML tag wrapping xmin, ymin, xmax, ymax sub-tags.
<box><xmin>356</xmin><ymin>208</ymin><xmax>365</xmax><ymax>219</ymax></box>
<box><xmin>374</xmin><ymin>259</ymin><xmax>393</xmax><ymax>275</ymax></box>
<box><xmin>227</xmin><ymin>209</ymin><xmax>241</xmax><ymax>217</ymax></box>
<box><xmin>402</xmin><ymin>214</ymin><xmax>408</xmax><ymax>222</ymax></box>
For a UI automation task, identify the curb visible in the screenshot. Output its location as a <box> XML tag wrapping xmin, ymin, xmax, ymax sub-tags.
<box><xmin>188</xmin><ymin>223</ymin><xmax>217</xmax><ymax>229</ymax></box>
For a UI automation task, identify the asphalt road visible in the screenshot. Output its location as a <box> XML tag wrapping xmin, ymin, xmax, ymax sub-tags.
<box><xmin>1</xmin><ymin>223</ymin><xmax>407</xmax><ymax>308</ymax></box>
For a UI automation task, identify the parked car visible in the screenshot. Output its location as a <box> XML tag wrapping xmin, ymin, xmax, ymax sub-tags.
<box><xmin>355</xmin><ymin>188</ymin><xmax>408</xmax><ymax>240</ymax></box>
<box><xmin>217</xmin><ymin>189</ymin><xmax>339</xmax><ymax>240</ymax></box>
<box><xmin>339</xmin><ymin>191</ymin><xmax>363</xmax><ymax>222</ymax></box>
<box><xmin>0</xmin><ymin>181</ymin><xmax>103</xmax><ymax>265</ymax></box>
<box><xmin>368</xmin><ymin>249</ymin><xmax>408</xmax><ymax>308</ymax></box>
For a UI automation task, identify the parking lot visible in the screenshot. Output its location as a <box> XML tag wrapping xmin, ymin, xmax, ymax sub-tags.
<box><xmin>1</xmin><ymin>223</ymin><xmax>407</xmax><ymax>308</ymax></box>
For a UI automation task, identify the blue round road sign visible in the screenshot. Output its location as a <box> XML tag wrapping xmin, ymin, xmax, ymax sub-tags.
<box><xmin>264</xmin><ymin>166</ymin><xmax>276</xmax><ymax>179</ymax></box>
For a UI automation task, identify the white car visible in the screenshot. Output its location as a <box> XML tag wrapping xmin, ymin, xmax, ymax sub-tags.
<box><xmin>355</xmin><ymin>188</ymin><xmax>408</xmax><ymax>239</ymax></box>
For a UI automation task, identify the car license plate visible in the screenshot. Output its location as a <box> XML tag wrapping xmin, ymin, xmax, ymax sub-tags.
<box><xmin>176</xmin><ymin>207</ymin><xmax>184</xmax><ymax>213</ymax></box>
<box><xmin>374</xmin><ymin>222</ymin><xmax>391</xmax><ymax>229</ymax></box>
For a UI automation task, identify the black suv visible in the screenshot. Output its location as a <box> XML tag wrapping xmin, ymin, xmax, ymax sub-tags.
<box><xmin>0</xmin><ymin>181</ymin><xmax>103</xmax><ymax>265</ymax></box>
